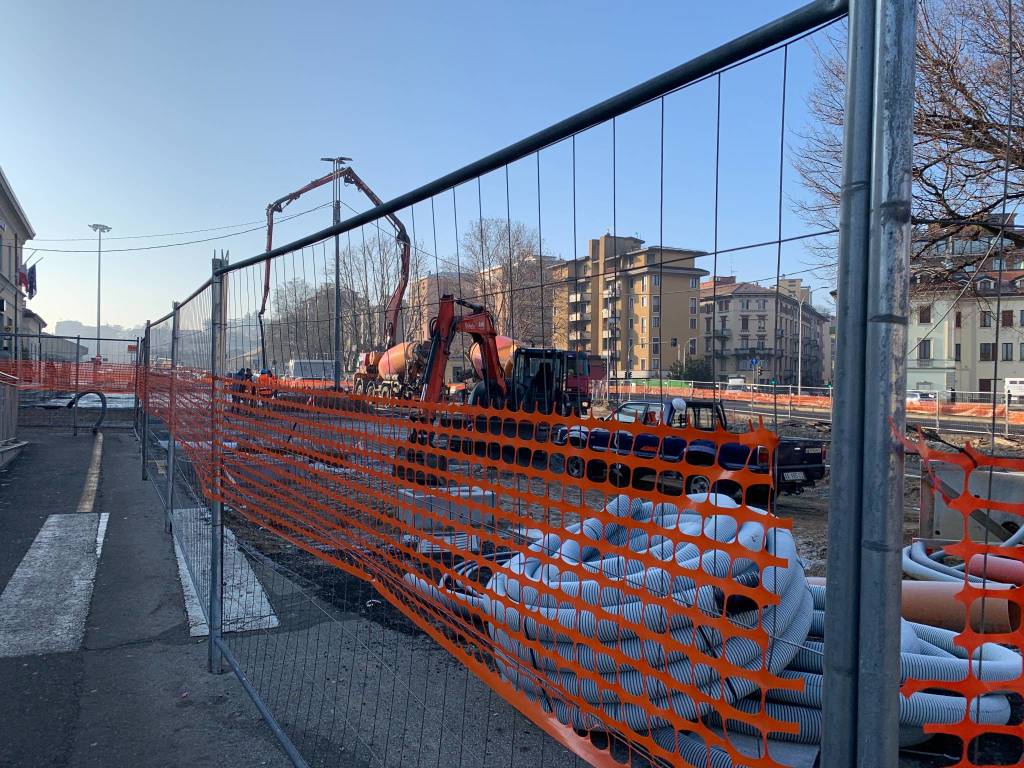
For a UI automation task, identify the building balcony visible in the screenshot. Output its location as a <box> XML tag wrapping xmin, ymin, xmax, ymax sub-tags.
<box><xmin>568</xmin><ymin>292</ymin><xmax>587</xmax><ymax>304</ymax></box>
<box><xmin>909</xmin><ymin>358</ymin><xmax>956</xmax><ymax>370</ymax></box>
<box><xmin>712</xmin><ymin>328</ymin><xmax>731</xmax><ymax>339</ymax></box>
<box><xmin>602</xmin><ymin>327</ymin><xmax>620</xmax><ymax>339</ymax></box>
<box><xmin>602</xmin><ymin>286</ymin><xmax>621</xmax><ymax>300</ymax></box>
<box><xmin>568</xmin><ymin>311</ymin><xmax>590</xmax><ymax>323</ymax></box>
<box><xmin>601</xmin><ymin>308</ymin><xmax>618</xmax><ymax>321</ymax></box>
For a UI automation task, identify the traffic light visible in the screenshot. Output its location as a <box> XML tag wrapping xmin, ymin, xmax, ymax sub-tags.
<box><xmin>757</xmin><ymin>365</ymin><xmax>764</xmax><ymax>377</ymax></box>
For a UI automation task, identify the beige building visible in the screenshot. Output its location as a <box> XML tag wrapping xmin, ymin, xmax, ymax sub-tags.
<box><xmin>0</xmin><ymin>166</ymin><xmax>35</xmax><ymax>357</ymax></box>
<box><xmin>572</xmin><ymin>235</ymin><xmax>707</xmax><ymax>378</ymax></box>
<box><xmin>907</xmin><ymin>270</ymin><xmax>1024</xmax><ymax>395</ymax></box>
<box><xmin>699</xmin><ymin>276</ymin><xmax>831</xmax><ymax>386</ymax></box>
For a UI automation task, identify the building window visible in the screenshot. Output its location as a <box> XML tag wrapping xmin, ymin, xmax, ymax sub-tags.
<box><xmin>689</xmin><ymin>297</ymin><xmax>697</xmax><ymax>315</ymax></box>
<box><xmin>652</xmin><ymin>315</ymin><xmax>660</xmax><ymax>328</ymax></box>
<box><xmin>757</xmin><ymin>300</ymin><xmax>767</xmax><ymax>310</ymax></box>
<box><xmin>955</xmin><ymin>311</ymin><xmax>962</xmax><ymax>328</ymax></box>
<box><xmin>628</xmin><ymin>297</ymin><xmax>635</xmax><ymax>310</ymax></box>
<box><xmin>955</xmin><ymin>343</ymin><xmax>961</xmax><ymax>362</ymax></box>
<box><xmin>652</xmin><ymin>274</ymin><xmax>660</xmax><ymax>287</ymax></box>
<box><xmin>979</xmin><ymin>378</ymin><xmax>993</xmax><ymax>393</ymax></box>
<box><xmin>718</xmin><ymin>299</ymin><xmax>730</xmax><ymax>312</ymax></box>
<box><xmin>757</xmin><ymin>316</ymin><xmax>767</xmax><ymax>331</ymax></box>
<box><xmin>740</xmin><ymin>315</ymin><xmax>749</xmax><ymax>331</ymax></box>
<box><xmin>629</xmin><ymin>318</ymin><xmax>635</xmax><ymax>330</ymax></box>
<box><xmin>689</xmin><ymin>277</ymin><xmax>699</xmax><ymax>289</ymax></box>
<box><xmin>652</xmin><ymin>339</ymin><xmax>660</xmax><ymax>355</ymax></box>
<box><xmin>689</xmin><ymin>317</ymin><xmax>697</xmax><ymax>330</ymax></box>
<box><xmin>652</xmin><ymin>356</ymin><xmax>660</xmax><ymax>370</ymax></box>
<box><xmin>981</xmin><ymin>311</ymin><xmax>993</xmax><ymax>328</ymax></box>
<box><xmin>689</xmin><ymin>338</ymin><xmax>697</xmax><ymax>355</ymax></box>
<box><xmin>740</xmin><ymin>335</ymin><xmax>749</xmax><ymax>350</ymax></box>
<box><xmin>918</xmin><ymin>339</ymin><xmax>931</xmax><ymax>360</ymax></box>
<box><xmin>704</xmin><ymin>317</ymin><xmax>712</xmax><ymax>333</ymax></box>
<box><xmin>1003</xmin><ymin>310</ymin><xmax>1014</xmax><ymax>328</ymax></box>
<box><xmin>704</xmin><ymin>337</ymin><xmax>712</xmax><ymax>353</ymax></box>
<box><xmin>641</xmin><ymin>295</ymin><xmax>647</xmax><ymax>308</ymax></box>
<box><xmin>719</xmin><ymin>315</ymin><xmax>727</xmax><ymax>330</ymax></box>
<box><xmin>757</xmin><ymin>336</ymin><xmax>766</xmax><ymax>350</ymax></box>
<box><xmin>741</xmin><ymin>299</ymin><xmax>750</xmax><ymax>310</ymax></box>
<box><xmin>918</xmin><ymin>306</ymin><xmax>931</xmax><ymax>324</ymax></box>
<box><xmin>641</xmin><ymin>318</ymin><xmax>647</xmax><ymax>332</ymax></box>
<box><xmin>1003</xmin><ymin>342</ymin><xmax>1014</xmax><ymax>361</ymax></box>
<box><xmin>1020</xmin><ymin>310</ymin><xmax>1024</xmax><ymax>327</ymax></box>
<box><xmin>652</xmin><ymin>295</ymin><xmax>660</xmax><ymax>310</ymax></box>
<box><xmin>980</xmin><ymin>342</ymin><xmax>996</xmax><ymax>361</ymax></box>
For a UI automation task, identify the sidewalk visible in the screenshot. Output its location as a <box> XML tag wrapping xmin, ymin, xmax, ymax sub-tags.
<box><xmin>0</xmin><ymin>427</ymin><xmax>290</xmax><ymax>768</ymax></box>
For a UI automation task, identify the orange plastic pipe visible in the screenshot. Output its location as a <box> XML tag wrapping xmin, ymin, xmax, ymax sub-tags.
<box><xmin>966</xmin><ymin>554</ymin><xmax>1024</xmax><ymax>586</ymax></box>
<box><xmin>807</xmin><ymin>576</ymin><xmax>1020</xmax><ymax>633</ymax></box>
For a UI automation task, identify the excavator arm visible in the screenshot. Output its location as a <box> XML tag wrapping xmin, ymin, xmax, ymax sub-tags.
<box><xmin>419</xmin><ymin>295</ymin><xmax>508</xmax><ymax>406</ymax></box>
<box><xmin>256</xmin><ymin>161</ymin><xmax>411</xmax><ymax>368</ymax></box>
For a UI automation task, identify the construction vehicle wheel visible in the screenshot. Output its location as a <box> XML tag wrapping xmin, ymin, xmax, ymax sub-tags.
<box><xmin>566</xmin><ymin>456</ymin><xmax>585</xmax><ymax>478</ymax></box>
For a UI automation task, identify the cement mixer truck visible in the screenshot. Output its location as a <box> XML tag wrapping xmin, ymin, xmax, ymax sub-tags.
<box><xmin>352</xmin><ymin>340</ymin><xmax>429</xmax><ymax>398</ymax></box>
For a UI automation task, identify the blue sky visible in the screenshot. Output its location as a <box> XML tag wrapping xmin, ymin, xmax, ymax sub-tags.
<box><xmin>2</xmin><ymin>0</ymin><xmax>840</xmax><ymax>329</ymax></box>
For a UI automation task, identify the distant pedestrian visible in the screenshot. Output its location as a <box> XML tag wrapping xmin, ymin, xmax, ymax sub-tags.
<box><xmin>950</xmin><ymin>386</ymin><xmax>956</xmax><ymax>404</ymax></box>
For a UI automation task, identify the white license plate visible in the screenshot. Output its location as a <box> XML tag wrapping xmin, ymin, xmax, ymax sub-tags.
<box><xmin>783</xmin><ymin>471</ymin><xmax>806</xmax><ymax>481</ymax></box>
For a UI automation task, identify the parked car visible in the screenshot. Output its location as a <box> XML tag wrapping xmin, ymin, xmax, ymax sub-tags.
<box><xmin>552</xmin><ymin>397</ymin><xmax>828</xmax><ymax>506</ymax></box>
<box><xmin>906</xmin><ymin>390</ymin><xmax>938</xmax><ymax>403</ymax></box>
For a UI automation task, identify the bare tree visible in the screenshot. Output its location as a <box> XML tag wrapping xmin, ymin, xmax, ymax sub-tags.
<box><xmin>794</xmin><ymin>0</ymin><xmax>1023</xmax><ymax>285</ymax></box>
<box><xmin>461</xmin><ymin>218</ymin><xmax>550</xmax><ymax>343</ymax></box>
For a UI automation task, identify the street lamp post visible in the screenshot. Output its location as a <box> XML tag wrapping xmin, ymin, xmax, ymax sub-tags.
<box><xmin>321</xmin><ymin>157</ymin><xmax>346</xmax><ymax>391</ymax></box>
<box><xmin>89</xmin><ymin>224</ymin><xmax>111</xmax><ymax>361</ymax></box>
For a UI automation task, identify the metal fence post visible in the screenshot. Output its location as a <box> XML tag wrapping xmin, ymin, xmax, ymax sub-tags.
<box><xmin>822</xmin><ymin>0</ymin><xmax>915</xmax><ymax>765</ymax></box>
<box><xmin>209</xmin><ymin>257</ymin><xmax>228</xmax><ymax>674</ymax></box>
<box><xmin>165</xmin><ymin>304</ymin><xmax>180</xmax><ymax>534</ymax></box>
<box><xmin>132</xmin><ymin>335</ymin><xmax>141</xmax><ymax>435</ymax></box>
<box><xmin>141</xmin><ymin>324</ymin><xmax>150</xmax><ymax>478</ymax></box>
<box><xmin>74</xmin><ymin>335</ymin><xmax>82</xmax><ymax>438</ymax></box>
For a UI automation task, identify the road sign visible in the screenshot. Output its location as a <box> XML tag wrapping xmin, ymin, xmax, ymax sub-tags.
<box><xmin>749</xmin><ymin>358</ymin><xmax>759</xmax><ymax>368</ymax></box>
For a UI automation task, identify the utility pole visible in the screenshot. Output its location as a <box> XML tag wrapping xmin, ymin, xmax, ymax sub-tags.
<box><xmin>322</xmin><ymin>157</ymin><xmax>346</xmax><ymax>391</ymax></box>
<box><xmin>89</xmin><ymin>224</ymin><xmax>111</xmax><ymax>361</ymax></box>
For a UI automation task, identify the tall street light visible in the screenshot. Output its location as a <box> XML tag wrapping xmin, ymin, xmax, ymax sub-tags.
<box><xmin>89</xmin><ymin>224</ymin><xmax>111</xmax><ymax>361</ymax></box>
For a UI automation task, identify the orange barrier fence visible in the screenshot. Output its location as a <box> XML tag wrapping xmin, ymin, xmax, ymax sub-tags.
<box><xmin>157</xmin><ymin>374</ymin><xmax>815</xmax><ymax>766</ymax></box>
<box><xmin>614</xmin><ymin>384</ymin><xmax>1024</xmax><ymax>425</ymax></box>
<box><xmin>0</xmin><ymin>360</ymin><xmax>140</xmax><ymax>395</ymax></box>
<box><xmin>903</xmin><ymin>431</ymin><xmax>1024</xmax><ymax>765</ymax></box>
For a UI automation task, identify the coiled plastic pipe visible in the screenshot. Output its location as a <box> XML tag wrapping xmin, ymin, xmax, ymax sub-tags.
<box><xmin>407</xmin><ymin>494</ymin><xmax>1020</xmax><ymax>762</ymax></box>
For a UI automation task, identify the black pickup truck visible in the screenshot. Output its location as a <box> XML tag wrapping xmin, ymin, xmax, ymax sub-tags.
<box><xmin>552</xmin><ymin>397</ymin><xmax>828</xmax><ymax>505</ymax></box>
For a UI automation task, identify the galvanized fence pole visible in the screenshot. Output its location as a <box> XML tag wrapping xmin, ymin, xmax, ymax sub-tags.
<box><xmin>74</xmin><ymin>335</ymin><xmax>82</xmax><ymax>438</ymax></box>
<box><xmin>822</xmin><ymin>0</ymin><xmax>915</xmax><ymax>765</ymax></box>
<box><xmin>140</xmin><ymin>325</ymin><xmax>150</xmax><ymax>478</ymax></box>
<box><xmin>209</xmin><ymin>257</ymin><xmax>227</xmax><ymax>674</ymax></box>
<box><xmin>131</xmin><ymin>335</ymin><xmax>141</xmax><ymax>433</ymax></box>
<box><xmin>165</xmin><ymin>304</ymin><xmax>180</xmax><ymax>534</ymax></box>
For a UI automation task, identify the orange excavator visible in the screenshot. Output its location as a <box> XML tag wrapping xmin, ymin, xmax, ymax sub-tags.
<box><xmin>419</xmin><ymin>295</ymin><xmax>507</xmax><ymax>407</ymax></box>
<box><xmin>257</xmin><ymin>161</ymin><xmax>411</xmax><ymax>382</ymax></box>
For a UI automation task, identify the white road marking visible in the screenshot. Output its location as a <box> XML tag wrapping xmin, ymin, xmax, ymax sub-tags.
<box><xmin>0</xmin><ymin>514</ymin><xmax>103</xmax><ymax>657</ymax></box>
<box><xmin>76</xmin><ymin>432</ymin><xmax>104</xmax><ymax>514</ymax></box>
<box><xmin>95</xmin><ymin>512</ymin><xmax>110</xmax><ymax>558</ymax></box>
<box><xmin>170</xmin><ymin>507</ymin><xmax>279</xmax><ymax>637</ymax></box>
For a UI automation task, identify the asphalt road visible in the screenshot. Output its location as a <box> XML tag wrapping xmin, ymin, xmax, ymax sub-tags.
<box><xmin>0</xmin><ymin>427</ymin><xmax>290</xmax><ymax>768</ymax></box>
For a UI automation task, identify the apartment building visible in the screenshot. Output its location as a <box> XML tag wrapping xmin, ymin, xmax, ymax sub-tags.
<box><xmin>699</xmin><ymin>276</ymin><xmax>831</xmax><ymax>386</ymax></box>
<box><xmin>403</xmin><ymin>271</ymin><xmax>464</xmax><ymax>341</ymax></box>
<box><xmin>581</xmin><ymin>234</ymin><xmax>707</xmax><ymax>378</ymax></box>
<box><xmin>0</xmin><ymin>166</ymin><xmax>35</xmax><ymax>356</ymax></box>
<box><xmin>908</xmin><ymin>271</ymin><xmax>1024</xmax><ymax>394</ymax></box>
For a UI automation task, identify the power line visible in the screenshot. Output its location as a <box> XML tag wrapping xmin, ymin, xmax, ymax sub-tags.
<box><xmin>28</xmin><ymin>203</ymin><xmax>332</xmax><ymax>252</ymax></box>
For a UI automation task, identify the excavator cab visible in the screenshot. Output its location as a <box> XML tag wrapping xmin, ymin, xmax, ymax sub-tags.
<box><xmin>511</xmin><ymin>348</ymin><xmax>567</xmax><ymax>415</ymax></box>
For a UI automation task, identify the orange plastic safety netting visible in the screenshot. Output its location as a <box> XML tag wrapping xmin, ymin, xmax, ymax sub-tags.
<box><xmin>158</xmin><ymin>374</ymin><xmax>822</xmax><ymax>767</ymax></box>
<box><xmin>902</xmin><ymin>430</ymin><xmax>1024</xmax><ymax>766</ymax></box>
<box><xmin>0</xmin><ymin>359</ymin><xmax>140</xmax><ymax>394</ymax></box>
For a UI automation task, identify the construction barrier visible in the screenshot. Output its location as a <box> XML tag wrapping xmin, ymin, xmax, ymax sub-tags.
<box><xmin>0</xmin><ymin>359</ymin><xmax>140</xmax><ymax>395</ymax></box>
<box><xmin>155</xmin><ymin>371</ymin><xmax>819</xmax><ymax>766</ymax></box>
<box><xmin>901</xmin><ymin>432</ymin><xmax>1024</xmax><ymax>765</ymax></box>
